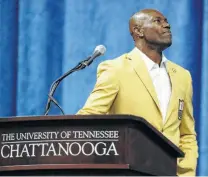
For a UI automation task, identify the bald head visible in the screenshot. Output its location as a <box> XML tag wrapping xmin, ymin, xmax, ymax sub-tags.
<box><xmin>129</xmin><ymin>9</ymin><xmax>172</xmax><ymax>51</ymax></box>
<box><xmin>129</xmin><ymin>9</ymin><xmax>163</xmax><ymax>40</ymax></box>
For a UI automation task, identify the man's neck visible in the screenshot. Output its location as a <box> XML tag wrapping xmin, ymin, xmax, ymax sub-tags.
<box><xmin>135</xmin><ymin>43</ymin><xmax>162</xmax><ymax>65</ymax></box>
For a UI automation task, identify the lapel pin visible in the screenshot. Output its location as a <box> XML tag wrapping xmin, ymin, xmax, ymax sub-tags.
<box><xmin>172</xmin><ymin>68</ymin><xmax>176</xmax><ymax>73</ymax></box>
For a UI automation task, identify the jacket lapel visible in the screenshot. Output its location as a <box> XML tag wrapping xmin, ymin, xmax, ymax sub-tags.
<box><xmin>164</xmin><ymin>61</ymin><xmax>178</xmax><ymax>125</ymax></box>
<box><xmin>126</xmin><ymin>48</ymin><xmax>161</xmax><ymax>114</ymax></box>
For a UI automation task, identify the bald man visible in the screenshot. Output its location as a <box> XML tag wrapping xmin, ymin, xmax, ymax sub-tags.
<box><xmin>77</xmin><ymin>9</ymin><xmax>198</xmax><ymax>176</ymax></box>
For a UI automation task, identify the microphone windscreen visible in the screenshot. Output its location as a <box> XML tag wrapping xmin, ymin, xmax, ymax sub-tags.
<box><xmin>94</xmin><ymin>45</ymin><xmax>106</xmax><ymax>55</ymax></box>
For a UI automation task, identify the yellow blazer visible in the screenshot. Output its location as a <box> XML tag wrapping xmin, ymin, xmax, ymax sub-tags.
<box><xmin>77</xmin><ymin>48</ymin><xmax>198</xmax><ymax>176</ymax></box>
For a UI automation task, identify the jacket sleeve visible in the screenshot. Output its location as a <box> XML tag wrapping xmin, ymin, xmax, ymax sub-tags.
<box><xmin>76</xmin><ymin>61</ymin><xmax>119</xmax><ymax>114</ymax></box>
<box><xmin>177</xmin><ymin>71</ymin><xmax>198</xmax><ymax>176</ymax></box>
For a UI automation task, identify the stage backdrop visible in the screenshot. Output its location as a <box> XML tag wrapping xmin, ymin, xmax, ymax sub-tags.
<box><xmin>0</xmin><ymin>0</ymin><xmax>208</xmax><ymax>175</ymax></box>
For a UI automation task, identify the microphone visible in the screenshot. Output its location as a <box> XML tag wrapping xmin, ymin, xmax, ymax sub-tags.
<box><xmin>82</xmin><ymin>45</ymin><xmax>106</xmax><ymax>66</ymax></box>
<box><xmin>44</xmin><ymin>45</ymin><xmax>106</xmax><ymax>115</ymax></box>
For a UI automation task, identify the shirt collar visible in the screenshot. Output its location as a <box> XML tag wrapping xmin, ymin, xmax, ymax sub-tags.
<box><xmin>135</xmin><ymin>48</ymin><xmax>168</xmax><ymax>71</ymax></box>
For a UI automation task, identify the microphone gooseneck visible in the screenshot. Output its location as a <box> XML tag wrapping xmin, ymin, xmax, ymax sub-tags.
<box><xmin>44</xmin><ymin>45</ymin><xmax>106</xmax><ymax>115</ymax></box>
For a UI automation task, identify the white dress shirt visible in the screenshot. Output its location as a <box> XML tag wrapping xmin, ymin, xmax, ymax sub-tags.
<box><xmin>137</xmin><ymin>49</ymin><xmax>172</xmax><ymax>123</ymax></box>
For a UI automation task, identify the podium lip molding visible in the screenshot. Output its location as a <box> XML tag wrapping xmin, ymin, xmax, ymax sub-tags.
<box><xmin>0</xmin><ymin>164</ymin><xmax>130</xmax><ymax>171</ymax></box>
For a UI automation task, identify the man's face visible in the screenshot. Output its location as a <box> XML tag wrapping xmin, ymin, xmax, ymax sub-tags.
<box><xmin>142</xmin><ymin>11</ymin><xmax>172</xmax><ymax>49</ymax></box>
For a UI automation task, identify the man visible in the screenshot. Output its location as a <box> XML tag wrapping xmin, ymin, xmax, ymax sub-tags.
<box><xmin>77</xmin><ymin>9</ymin><xmax>198</xmax><ymax>176</ymax></box>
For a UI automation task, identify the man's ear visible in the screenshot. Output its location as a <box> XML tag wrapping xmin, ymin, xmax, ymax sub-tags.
<box><xmin>134</xmin><ymin>26</ymin><xmax>144</xmax><ymax>38</ymax></box>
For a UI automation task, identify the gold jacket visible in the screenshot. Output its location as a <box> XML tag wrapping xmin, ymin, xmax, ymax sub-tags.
<box><xmin>77</xmin><ymin>48</ymin><xmax>198</xmax><ymax>176</ymax></box>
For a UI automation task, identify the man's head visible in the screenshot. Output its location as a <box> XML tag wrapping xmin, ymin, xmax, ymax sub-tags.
<box><xmin>129</xmin><ymin>9</ymin><xmax>172</xmax><ymax>51</ymax></box>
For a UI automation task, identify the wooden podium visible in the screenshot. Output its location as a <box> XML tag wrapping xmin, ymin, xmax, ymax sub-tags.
<box><xmin>0</xmin><ymin>115</ymin><xmax>184</xmax><ymax>176</ymax></box>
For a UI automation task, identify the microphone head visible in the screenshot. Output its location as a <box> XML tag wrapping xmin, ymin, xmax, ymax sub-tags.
<box><xmin>94</xmin><ymin>45</ymin><xmax>106</xmax><ymax>55</ymax></box>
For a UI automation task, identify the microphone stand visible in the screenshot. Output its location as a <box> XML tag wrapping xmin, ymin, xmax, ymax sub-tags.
<box><xmin>44</xmin><ymin>56</ymin><xmax>92</xmax><ymax>115</ymax></box>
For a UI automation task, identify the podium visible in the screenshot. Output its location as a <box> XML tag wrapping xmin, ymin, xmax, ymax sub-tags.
<box><xmin>0</xmin><ymin>115</ymin><xmax>184</xmax><ymax>176</ymax></box>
